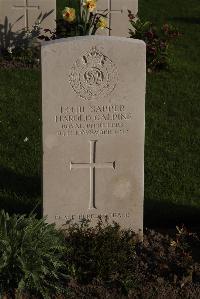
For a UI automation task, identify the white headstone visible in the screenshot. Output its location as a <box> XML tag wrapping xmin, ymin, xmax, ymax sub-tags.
<box><xmin>42</xmin><ymin>36</ymin><xmax>145</xmax><ymax>233</ymax></box>
<box><xmin>0</xmin><ymin>0</ymin><xmax>56</xmax><ymax>48</ymax></box>
<box><xmin>96</xmin><ymin>0</ymin><xmax>137</xmax><ymax>36</ymax></box>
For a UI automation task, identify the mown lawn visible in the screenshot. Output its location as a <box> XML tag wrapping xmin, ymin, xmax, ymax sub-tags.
<box><xmin>0</xmin><ymin>0</ymin><xmax>199</xmax><ymax>228</ymax></box>
<box><xmin>140</xmin><ymin>0</ymin><xmax>200</xmax><ymax>227</ymax></box>
<box><xmin>0</xmin><ymin>70</ymin><xmax>41</xmax><ymax>215</ymax></box>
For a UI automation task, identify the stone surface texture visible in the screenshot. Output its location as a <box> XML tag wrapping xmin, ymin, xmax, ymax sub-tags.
<box><xmin>0</xmin><ymin>0</ymin><xmax>55</xmax><ymax>46</ymax></box>
<box><xmin>96</xmin><ymin>0</ymin><xmax>137</xmax><ymax>36</ymax></box>
<box><xmin>42</xmin><ymin>36</ymin><xmax>145</xmax><ymax>233</ymax></box>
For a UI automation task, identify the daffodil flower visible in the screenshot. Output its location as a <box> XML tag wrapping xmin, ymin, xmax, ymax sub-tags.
<box><xmin>62</xmin><ymin>7</ymin><xmax>76</xmax><ymax>23</ymax></box>
<box><xmin>97</xmin><ymin>17</ymin><xmax>107</xmax><ymax>29</ymax></box>
<box><xmin>82</xmin><ymin>0</ymin><xmax>96</xmax><ymax>12</ymax></box>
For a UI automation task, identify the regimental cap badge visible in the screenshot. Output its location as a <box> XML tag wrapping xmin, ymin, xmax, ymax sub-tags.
<box><xmin>69</xmin><ymin>47</ymin><xmax>118</xmax><ymax>101</ymax></box>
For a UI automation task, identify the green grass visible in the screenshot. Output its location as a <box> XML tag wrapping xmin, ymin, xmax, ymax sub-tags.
<box><xmin>0</xmin><ymin>0</ymin><xmax>200</xmax><ymax>228</ymax></box>
<box><xmin>139</xmin><ymin>0</ymin><xmax>200</xmax><ymax>227</ymax></box>
<box><xmin>0</xmin><ymin>70</ymin><xmax>41</xmax><ymax>215</ymax></box>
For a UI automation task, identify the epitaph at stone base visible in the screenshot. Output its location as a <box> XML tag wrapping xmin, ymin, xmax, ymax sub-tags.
<box><xmin>42</xmin><ymin>36</ymin><xmax>145</xmax><ymax>233</ymax></box>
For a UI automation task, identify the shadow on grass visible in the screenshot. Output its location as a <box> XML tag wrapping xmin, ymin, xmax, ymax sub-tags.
<box><xmin>0</xmin><ymin>166</ymin><xmax>41</xmax><ymax>216</ymax></box>
<box><xmin>0</xmin><ymin>166</ymin><xmax>41</xmax><ymax>197</ymax></box>
<box><xmin>168</xmin><ymin>17</ymin><xmax>200</xmax><ymax>25</ymax></box>
<box><xmin>145</xmin><ymin>199</ymin><xmax>200</xmax><ymax>230</ymax></box>
<box><xmin>0</xmin><ymin>195</ymin><xmax>41</xmax><ymax>217</ymax></box>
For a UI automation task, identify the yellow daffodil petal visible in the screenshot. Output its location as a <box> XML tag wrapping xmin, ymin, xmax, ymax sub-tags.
<box><xmin>97</xmin><ymin>17</ymin><xmax>107</xmax><ymax>29</ymax></box>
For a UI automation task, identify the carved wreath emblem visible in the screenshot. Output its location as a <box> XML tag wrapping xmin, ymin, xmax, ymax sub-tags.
<box><xmin>69</xmin><ymin>47</ymin><xmax>118</xmax><ymax>101</ymax></box>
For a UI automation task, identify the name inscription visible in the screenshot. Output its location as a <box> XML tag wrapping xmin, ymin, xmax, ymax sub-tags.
<box><xmin>55</xmin><ymin>104</ymin><xmax>132</xmax><ymax>136</ymax></box>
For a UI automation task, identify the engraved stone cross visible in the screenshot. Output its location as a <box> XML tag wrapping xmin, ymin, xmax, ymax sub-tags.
<box><xmin>12</xmin><ymin>0</ymin><xmax>40</xmax><ymax>30</ymax></box>
<box><xmin>96</xmin><ymin>0</ymin><xmax>124</xmax><ymax>35</ymax></box>
<box><xmin>70</xmin><ymin>140</ymin><xmax>115</xmax><ymax>209</ymax></box>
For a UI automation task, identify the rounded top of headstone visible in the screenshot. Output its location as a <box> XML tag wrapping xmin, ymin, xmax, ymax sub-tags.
<box><xmin>41</xmin><ymin>36</ymin><xmax>146</xmax><ymax>48</ymax></box>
